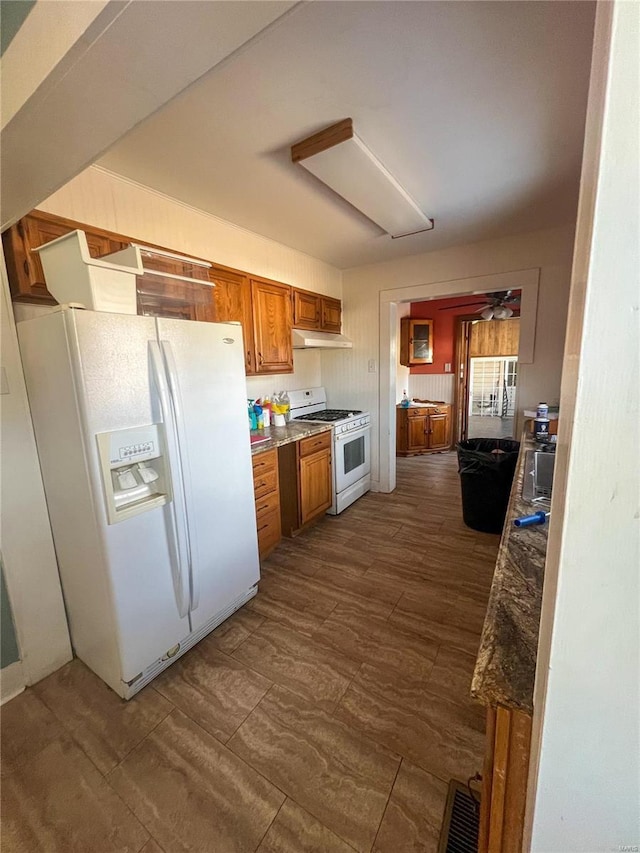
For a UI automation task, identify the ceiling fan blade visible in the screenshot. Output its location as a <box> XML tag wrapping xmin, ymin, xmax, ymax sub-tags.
<box><xmin>438</xmin><ymin>302</ymin><xmax>487</xmax><ymax>310</ymax></box>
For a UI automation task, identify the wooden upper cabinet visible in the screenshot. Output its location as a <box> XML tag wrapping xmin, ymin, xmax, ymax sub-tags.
<box><xmin>321</xmin><ymin>297</ymin><xmax>342</xmax><ymax>333</ymax></box>
<box><xmin>292</xmin><ymin>289</ymin><xmax>321</xmax><ymax>330</ymax></box>
<box><xmin>137</xmin><ymin>274</ymin><xmax>215</xmax><ymax>323</ymax></box>
<box><xmin>211</xmin><ymin>264</ymin><xmax>255</xmax><ymax>374</ymax></box>
<box><xmin>2</xmin><ymin>211</ymin><xmax>126</xmax><ymax>303</ymax></box>
<box><xmin>400</xmin><ymin>317</ymin><xmax>434</xmax><ymax>366</ymax></box>
<box><xmin>292</xmin><ymin>288</ymin><xmax>342</xmax><ymax>334</ymax></box>
<box><xmin>251</xmin><ymin>278</ymin><xmax>293</xmax><ymax>374</ymax></box>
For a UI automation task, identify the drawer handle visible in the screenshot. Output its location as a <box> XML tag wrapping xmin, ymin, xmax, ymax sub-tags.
<box><xmin>257</xmin><ymin>522</ymin><xmax>270</xmax><ymax>532</ymax></box>
<box><xmin>257</xmin><ymin>502</ymin><xmax>270</xmax><ymax>512</ymax></box>
<box><xmin>256</xmin><ymin>480</ymin><xmax>266</xmax><ymax>489</ymax></box>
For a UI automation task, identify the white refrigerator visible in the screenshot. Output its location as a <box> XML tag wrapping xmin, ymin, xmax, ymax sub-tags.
<box><xmin>18</xmin><ymin>307</ymin><xmax>260</xmax><ymax>698</ymax></box>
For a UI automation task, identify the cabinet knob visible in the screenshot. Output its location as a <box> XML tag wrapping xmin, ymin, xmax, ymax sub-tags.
<box><xmin>258</xmin><ymin>352</ymin><xmax>264</xmax><ymax>365</ymax></box>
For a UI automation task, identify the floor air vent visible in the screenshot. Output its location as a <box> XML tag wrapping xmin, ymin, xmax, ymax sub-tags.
<box><xmin>438</xmin><ymin>779</ymin><xmax>480</xmax><ymax>853</ymax></box>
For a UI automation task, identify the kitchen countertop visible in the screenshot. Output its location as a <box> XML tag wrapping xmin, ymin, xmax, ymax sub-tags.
<box><xmin>471</xmin><ymin>434</ymin><xmax>550</xmax><ymax>713</ymax></box>
<box><xmin>249</xmin><ymin>420</ymin><xmax>333</xmax><ymax>455</ymax></box>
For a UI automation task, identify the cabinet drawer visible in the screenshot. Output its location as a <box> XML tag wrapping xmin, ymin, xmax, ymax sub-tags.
<box><xmin>299</xmin><ymin>431</ymin><xmax>331</xmax><ymax>458</ymax></box>
<box><xmin>256</xmin><ymin>508</ymin><xmax>281</xmax><ymax>557</ymax></box>
<box><xmin>252</xmin><ymin>448</ymin><xmax>278</xmax><ymax>475</ymax></box>
<box><xmin>407</xmin><ymin>407</ymin><xmax>430</xmax><ymax>417</ymax></box>
<box><xmin>253</xmin><ymin>466</ymin><xmax>278</xmax><ymax>499</ymax></box>
<box><xmin>254</xmin><ymin>488</ymin><xmax>280</xmax><ymax>520</ymax></box>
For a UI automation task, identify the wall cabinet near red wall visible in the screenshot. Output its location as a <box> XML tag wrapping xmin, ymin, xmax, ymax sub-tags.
<box><xmin>400</xmin><ymin>317</ymin><xmax>433</xmax><ymax>365</ymax></box>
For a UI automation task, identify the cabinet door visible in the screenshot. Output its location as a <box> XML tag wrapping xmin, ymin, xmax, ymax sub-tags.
<box><xmin>299</xmin><ymin>448</ymin><xmax>332</xmax><ymax>525</ymax></box>
<box><xmin>428</xmin><ymin>412</ymin><xmax>449</xmax><ymax>449</ymax></box>
<box><xmin>407</xmin><ymin>414</ymin><xmax>429</xmax><ymax>450</ymax></box>
<box><xmin>400</xmin><ymin>318</ymin><xmax>434</xmax><ymax>365</ymax></box>
<box><xmin>408</xmin><ymin>319</ymin><xmax>433</xmax><ymax>364</ymax></box>
<box><xmin>212</xmin><ymin>266</ymin><xmax>255</xmax><ymax>373</ymax></box>
<box><xmin>251</xmin><ymin>278</ymin><xmax>293</xmax><ymax>374</ymax></box>
<box><xmin>321</xmin><ymin>297</ymin><xmax>342</xmax><ymax>333</ymax></box>
<box><xmin>292</xmin><ymin>289</ymin><xmax>321</xmax><ymax>330</ymax></box>
<box><xmin>3</xmin><ymin>214</ymin><xmax>125</xmax><ymax>304</ymax></box>
<box><xmin>136</xmin><ymin>273</ymin><xmax>215</xmax><ymax>323</ymax></box>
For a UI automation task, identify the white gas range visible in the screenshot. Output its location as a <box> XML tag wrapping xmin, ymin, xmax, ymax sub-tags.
<box><xmin>288</xmin><ymin>387</ymin><xmax>371</xmax><ymax>515</ymax></box>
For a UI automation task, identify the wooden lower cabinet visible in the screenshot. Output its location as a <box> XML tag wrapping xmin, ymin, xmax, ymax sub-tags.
<box><xmin>479</xmin><ymin>704</ymin><xmax>532</xmax><ymax>853</ymax></box>
<box><xmin>396</xmin><ymin>404</ymin><xmax>451</xmax><ymax>456</ymax></box>
<box><xmin>252</xmin><ymin>449</ymin><xmax>281</xmax><ymax>560</ymax></box>
<box><xmin>279</xmin><ymin>430</ymin><xmax>332</xmax><ymax>536</ymax></box>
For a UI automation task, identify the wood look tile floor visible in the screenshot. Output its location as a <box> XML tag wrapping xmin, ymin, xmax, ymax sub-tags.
<box><xmin>1</xmin><ymin>452</ymin><xmax>498</xmax><ymax>853</ymax></box>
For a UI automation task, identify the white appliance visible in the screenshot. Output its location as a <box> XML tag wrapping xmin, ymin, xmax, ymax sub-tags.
<box><xmin>18</xmin><ymin>308</ymin><xmax>259</xmax><ymax>699</ymax></box>
<box><xmin>289</xmin><ymin>387</ymin><xmax>371</xmax><ymax>514</ymax></box>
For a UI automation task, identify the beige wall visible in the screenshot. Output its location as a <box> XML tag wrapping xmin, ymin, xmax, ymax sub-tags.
<box><xmin>321</xmin><ymin>225</ymin><xmax>575</xmax><ymax>485</ymax></box>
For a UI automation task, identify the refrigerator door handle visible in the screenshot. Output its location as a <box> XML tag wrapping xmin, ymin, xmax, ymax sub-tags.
<box><xmin>149</xmin><ymin>341</ymin><xmax>191</xmax><ymax>618</ymax></box>
<box><xmin>160</xmin><ymin>340</ymin><xmax>200</xmax><ymax>612</ymax></box>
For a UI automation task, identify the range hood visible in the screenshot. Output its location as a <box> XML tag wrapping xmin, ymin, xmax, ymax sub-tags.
<box><xmin>292</xmin><ymin>329</ymin><xmax>353</xmax><ymax>349</ymax></box>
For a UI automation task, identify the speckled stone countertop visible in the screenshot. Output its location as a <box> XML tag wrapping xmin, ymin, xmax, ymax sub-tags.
<box><xmin>249</xmin><ymin>421</ymin><xmax>333</xmax><ymax>455</ymax></box>
<box><xmin>471</xmin><ymin>434</ymin><xmax>550</xmax><ymax>713</ymax></box>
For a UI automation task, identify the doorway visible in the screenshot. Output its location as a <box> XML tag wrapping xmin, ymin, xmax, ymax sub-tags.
<box><xmin>455</xmin><ymin>316</ymin><xmax>520</xmax><ymax>442</ymax></box>
<box><xmin>379</xmin><ymin>268</ymin><xmax>539</xmax><ymax>494</ymax></box>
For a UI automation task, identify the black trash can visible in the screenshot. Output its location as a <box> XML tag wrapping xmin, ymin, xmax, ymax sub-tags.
<box><xmin>457</xmin><ymin>438</ymin><xmax>520</xmax><ymax>533</ymax></box>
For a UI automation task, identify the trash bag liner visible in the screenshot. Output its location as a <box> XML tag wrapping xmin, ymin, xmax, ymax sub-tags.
<box><xmin>456</xmin><ymin>438</ymin><xmax>520</xmax><ymax>534</ymax></box>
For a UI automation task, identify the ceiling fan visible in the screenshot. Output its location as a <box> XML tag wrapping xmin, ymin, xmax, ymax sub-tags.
<box><xmin>438</xmin><ymin>290</ymin><xmax>520</xmax><ymax>320</ymax></box>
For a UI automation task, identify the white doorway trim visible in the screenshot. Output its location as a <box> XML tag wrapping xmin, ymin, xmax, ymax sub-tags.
<box><xmin>378</xmin><ymin>267</ymin><xmax>540</xmax><ymax>492</ymax></box>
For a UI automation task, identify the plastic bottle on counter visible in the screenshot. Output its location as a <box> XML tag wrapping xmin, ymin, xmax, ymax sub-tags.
<box><xmin>248</xmin><ymin>400</ymin><xmax>258</xmax><ymax>430</ymax></box>
<box><xmin>281</xmin><ymin>390</ymin><xmax>291</xmax><ymax>422</ymax></box>
<box><xmin>401</xmin><ymin>389</ymin><xmax>410</xmax><ymax>408</ymax></box>
<box><xmin>253</xmin><ymin>402</ymin><xmax>264</xmax><ymax>430</ymax></box>
<box><xmin>261</xmin><ymin>396</ymin><xmax>271</xmax><ymax>427</ymax></box>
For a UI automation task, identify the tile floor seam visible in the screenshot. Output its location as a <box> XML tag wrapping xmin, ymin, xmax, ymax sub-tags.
<box><xmin>226</xmin><ymin>682</ymin><xmax>406</xmax><ymax>837</ymax></box>
<box><xmin>223</xmin><ymin>683</ymin><xmax>298</xmax><ymax>803</ymax></box>
<box><xmin>369</xmin><ymin>754</ymin><xmax>404</xmax><ymax>853</ymax></box>
<box><xmin>329</xmin><ymin>660</ymin><xmax>365</xmax><ymax>718</ymax></box>
<box><xmin>333</xmin><ymin>675</ymin><xmax>484</xmax><ymax>785</ymax></box>
<box><xmin>103</xmin><ymin>700</ymin><xmax>175</xmax><ymax>780</ymax></box>
<box><xmin>253</xmin><ymin>795</ymin><xmax>287</xmax><ymax>853</ymax></box>
<box><xmin>111</xmin><ymin>703</ymin><xmax>292</xmax><ymax>844</ymax></box>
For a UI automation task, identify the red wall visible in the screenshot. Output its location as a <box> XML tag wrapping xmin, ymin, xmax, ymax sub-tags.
<box><xmin>409</xmin><ymin>294</ymin><xmax>520</xmax><ymax>374</ymax></box>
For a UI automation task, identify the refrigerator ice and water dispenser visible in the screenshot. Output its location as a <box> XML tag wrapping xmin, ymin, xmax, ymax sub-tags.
<box><xmin>96</xmin><ymin>424</ymin><xmax>172</xmax><ymax>524</ymax></box>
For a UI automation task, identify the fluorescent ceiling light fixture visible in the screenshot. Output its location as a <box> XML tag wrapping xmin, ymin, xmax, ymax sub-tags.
<box><xmin>291</xmin><ymin>119</ymin><xmax>434</xmax><ymax>239</ymax></box>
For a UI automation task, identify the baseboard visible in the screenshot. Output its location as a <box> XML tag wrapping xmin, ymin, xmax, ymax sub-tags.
<box><xmin>1</xmin><ymin>660</ymin><xmax>25</xmax><ymax>705</ymax></box>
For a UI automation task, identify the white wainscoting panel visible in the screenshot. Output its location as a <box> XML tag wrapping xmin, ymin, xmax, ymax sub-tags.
<box><xmin>408</xmin><ymin>373</ymin><xmax>455</xmax><ymax>403</ymax></box>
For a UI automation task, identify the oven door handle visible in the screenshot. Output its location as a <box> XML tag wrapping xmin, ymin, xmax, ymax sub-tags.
<box><xmin>335</xmin><ymin>425</ymin><xmax>370</xmax><ymax>441</ymax></box>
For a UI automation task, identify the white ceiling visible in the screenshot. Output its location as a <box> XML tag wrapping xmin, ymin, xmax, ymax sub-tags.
<box><xmin>98</xmin><ymin>1</ymin><xmax>595</xmax><ymax>269</ymax></box>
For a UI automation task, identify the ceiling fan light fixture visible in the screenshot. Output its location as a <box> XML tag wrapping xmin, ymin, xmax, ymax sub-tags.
<box><xmin>481</xmin><ymin>306</ymin><xmax>495</xmax><ymax>321</ymax></box>
<box><xmin>291</xmin><ymin>119</ymin><xmax>434</xmax><ymax>239</ymax></box>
